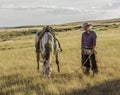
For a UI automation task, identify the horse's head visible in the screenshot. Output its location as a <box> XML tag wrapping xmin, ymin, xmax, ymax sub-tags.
<box><xmin>43</xmin><ymin>59</ymin><xmax>52</xmax><ymax>78</ymax></box>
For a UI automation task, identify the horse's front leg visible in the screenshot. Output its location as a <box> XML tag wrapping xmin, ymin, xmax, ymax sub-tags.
<box><xmin>36</xmin><ymin>52</ymin><xmax>40</xmax><ymax>70</ymax></box>
<box><xmin>55</xmin><ymin>52</ymin><xmax>60</xmax><ymax>72</ymax></box>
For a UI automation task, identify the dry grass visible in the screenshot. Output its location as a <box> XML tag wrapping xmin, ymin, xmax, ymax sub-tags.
<box><xmin>0</xmin><ymin>23</ymin><xmax>120</xmax><ymax>95</ymax></box>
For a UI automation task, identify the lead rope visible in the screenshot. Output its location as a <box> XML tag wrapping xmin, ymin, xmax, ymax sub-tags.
<box><xmin>70</xmin><ymin>54</ymin><xmax>92</xmax><ymax>74</ymax></box>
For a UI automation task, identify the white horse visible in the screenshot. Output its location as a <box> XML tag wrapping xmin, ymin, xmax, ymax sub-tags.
<box><xmin>35</xmin><ymin>29</ymin><xmax>61</xmax><ymax>77</ymax></box>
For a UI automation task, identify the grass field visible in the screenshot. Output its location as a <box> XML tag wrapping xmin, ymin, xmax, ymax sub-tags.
<box><xmin>0</xmin><ymin>19</ymin><xmax>120</xmax><ymax>95</ymax></box>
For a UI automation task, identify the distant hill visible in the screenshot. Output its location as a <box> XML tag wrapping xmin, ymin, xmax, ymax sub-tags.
<box><xmin>98</xmin><ymin>18</ymin><xmax>120</xmax><ymax>23</ymax></box>
<box><xmin>0</xmin><ymin>18</ymin><xmax>120</xmax><ymax>29</ymax></box>
<box><xmin>62</xmin><ymin>18</ymin><xmax>120</xmax><ymax>26</ymax></box>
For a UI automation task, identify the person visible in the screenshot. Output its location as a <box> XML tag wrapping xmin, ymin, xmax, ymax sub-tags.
<box><xmin>35</xmin><ymin>25</ymin><xmax>62</xmax><ymax>53</ymax></box>
<box><xmin>81</xmin><ymin>23</ymin><xmax>98</xmax><ymax>75</ymax></box>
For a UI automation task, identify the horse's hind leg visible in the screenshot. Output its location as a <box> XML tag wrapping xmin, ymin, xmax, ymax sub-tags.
<box><xmin>56</xmin><ymin>52</ymin><xmax>60</xmax><ymax>72</ymax></box>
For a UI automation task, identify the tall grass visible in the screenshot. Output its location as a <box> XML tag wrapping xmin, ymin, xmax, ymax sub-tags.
<box><xmin>0</xmin><ymin>24</ymin><xmax>120</xmax><ymax>95</ymax></box>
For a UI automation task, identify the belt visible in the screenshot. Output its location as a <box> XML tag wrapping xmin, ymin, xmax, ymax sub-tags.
<box><xmin>82</xmin><ymin>46</ymin><xmax>93</xmax><ymax>49</ymax></box>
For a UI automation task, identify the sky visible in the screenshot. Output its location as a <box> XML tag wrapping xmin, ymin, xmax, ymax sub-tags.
<box><xmin>0</xmin><ymin>0</ymin><xmax>120</xmax><ymax>26</ymax></box>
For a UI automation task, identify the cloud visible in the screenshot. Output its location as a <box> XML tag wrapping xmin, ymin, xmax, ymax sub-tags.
<box><xmin>110</xmin><ymin>2</ymin><xmax>120</xmax><ymax>9</ymax></box>
<box><xmin>0</xmin><ymin>4</ymin><xmax>98</xmax><ymax>14</ymax></box>
<box><xmin>100</xmin><ymin>1</ymin><xmax>120</xmax><ymax>10</ymax></box>
<box><xmin>46</xmin><ymin>7</ymin><xmax>82</xmax><ymax>14</ymax></box>
<box><xmin>108</xmin><ymin>1</ymin><xmax>112</xmax><ymax>7</ymax></box>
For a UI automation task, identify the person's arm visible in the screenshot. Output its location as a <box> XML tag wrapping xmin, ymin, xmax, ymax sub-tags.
<box><xmin>81</xmin><ymin>34</ymin><xmax>84</xmax><ymax>49</ymax></box>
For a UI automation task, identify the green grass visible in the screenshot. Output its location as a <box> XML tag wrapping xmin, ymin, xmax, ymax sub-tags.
<box><xmin>0</xmin><ymin>22</ymin><xmax>120</xmax><ymax>95</ymax></box>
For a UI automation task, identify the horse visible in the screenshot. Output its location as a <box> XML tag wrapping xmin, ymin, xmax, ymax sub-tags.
<box><xmin>35</xmin><ymin>27</ymin><xmax>61</xmax><ymax>77</ymax></box>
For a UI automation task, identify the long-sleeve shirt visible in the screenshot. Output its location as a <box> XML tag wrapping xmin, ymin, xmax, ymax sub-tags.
<box><xmin>82</xmin><ymin>30</ymin><xmax>97</xmax><ymax>47</ymax></box>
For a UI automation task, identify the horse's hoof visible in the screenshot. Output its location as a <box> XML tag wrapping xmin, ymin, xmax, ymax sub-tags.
<box><xmin>58</xmin><ymin>70</ymin><xmax>61</xmax><ymax>73</ymax></box>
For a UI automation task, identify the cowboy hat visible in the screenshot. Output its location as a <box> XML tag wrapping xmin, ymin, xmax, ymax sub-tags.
<box><xmin>81</xmin><ymin>23</ymin><xmax>92</xmax><ymax>30</ymax></box>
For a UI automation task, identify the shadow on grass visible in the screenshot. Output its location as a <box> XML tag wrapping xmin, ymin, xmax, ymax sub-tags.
<box><xmin>68</xmin><ymin>79</ymin><xmax>120</xmax><ymax>95</ymax></box>
<box><xmin>0</xmin><ymin>73</ymin><xmax>120</xmax><ymax>95</ymax></box>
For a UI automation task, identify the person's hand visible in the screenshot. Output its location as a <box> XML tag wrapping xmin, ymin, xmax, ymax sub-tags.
<box><xmin>91</xmin><ymin>48</ymin><xmax>95</xmax><ymax>53</ymax></box>
<box><xmin>92</xmin><ymin>48</ymin><xmax>97</xmax><ymax>54</ymax></box>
